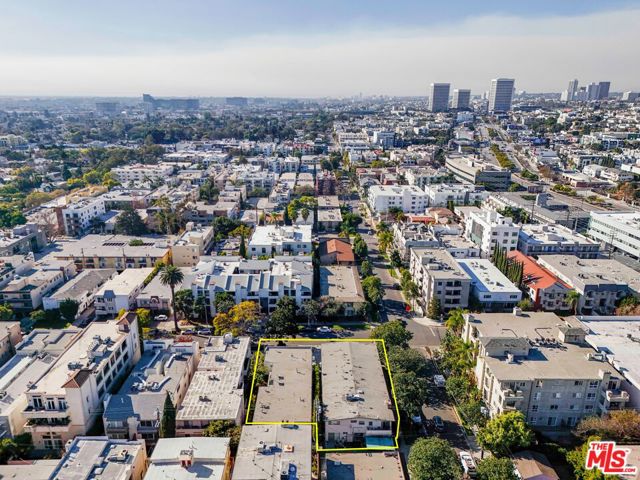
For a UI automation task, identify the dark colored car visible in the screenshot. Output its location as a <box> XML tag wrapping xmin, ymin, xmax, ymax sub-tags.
<box><xmin>433</xmin><ymin>415</ymin><xmax>445</xmax><ymax>432</ymax></box>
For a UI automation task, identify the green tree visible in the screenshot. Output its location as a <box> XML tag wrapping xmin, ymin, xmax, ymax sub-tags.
<box><xmin>369</xmin><ymin>320</ymin><xmax>413</xmax><ymax>348</ymax></box>
<box><xmin>575</xmin><ymin>410</ymin><xmax>640</xmax><ymax>443</ymax></box>
<box><xmin>393</xmin><ymin>370</ymin><xmax>429</xmax><ymax>417</ymax></box>
<box><xmin>59</xmin><ymin>299</ymin><xmax>79</xmax><ymax>323</ymax></box>
<box><xmin>301</xmin><ymin>299</ymin><xmax>322</xmax><ymax>326</ymax></box>
<box><xmin>0</xmin><ymin>304</ymin><xmax>13</xmax><ymax>321</ymax></box>
<box><xmin>214</xmin><ymin>292</ymin><xmax>235</xmax><ymax>314</ymax></box>
<box><xmin>566</xmin><ymin>436</ymin><xmax>615</xmax><ymax>480</ymax></box>
<box><xmin>360</xmin><ymin>260</ymin><xmax>373</xmax><ymax>278</ymax></box>
<box><xmin>29</xmin><ymin>310</ymin><xmax>46</xmax><ymax>324</ymax></box>
<box><xmin>238</xmin><ymin>234</ymin><xmax>247</xmax><ymax>259</ymax></box>
<box><xmin>377</xmin><ymin>230</ymin><xmax>393</xmax><ymax>254</ymax></box>
<box><xmin>566</xmin><ymin>290</ymin><xmax>581</xmax><ymax>315</ymax></box>
<box><xmin>427</xmin><ymin>297</ymin><xmax>441</xmax><ymax>319</ymax></box>
<box><xmin>159</xmin><ymin>265</ymin><xmax>185</xmax><ymax>331</ymax></box>
<box><xmin>476</xmin><ymin>457</ymin><xmax>518</xmax><ymax>480</ymax></box>
<box><xmin>174</xmin><ymin>289</ymin><xmax>197</xmax><ymax>320</ymax></box>
<box><xmin>352</xmin><ymin>234</ymin><xmax>368</xmax><ymax>260</ymax></box>
<box><xmin>203</xmin><ymin>420</ymin><xmax>242</xmax><ymax>454</ymax></box>
<box><xmin>445</xmin><ymin>308</ymin><xmax>467</xmax><ymax>334</ymax></box>
<box><xmin>387</xmin><ymin>346</ymin><xmax>429</xmax><ymax>377</ymax></box>
<box><xmin>159</xmin><ymin>392</ymin><xmax>176</xmax><ymax>438</ymax></box>
<box><xmin>115</xmin><ymin>206</ymin><xmax>147</xmax><ymax>235</ymax></box>
<box><xmin>408</xmin><ymin>437</ymin><xmax>463</xmax><ymax>480</ymax></box>
<box><xmin>477</xmin><ymin>411</ymin><xmax>534</xmax><ymax>457</ymax></box>
<box><xmin>390</xmin><ymin>249</ymin><xmax>402</xmax><ymax>268</ymax></box>
<box><xmin>264</xmin><ymin>297</ymin><xmax>298</xmax><ymax>337</ymax></box>
<box><xmin>361</xmin><ymin>276</ymin><xmax>383</xmax><ymax>304</ymax></box>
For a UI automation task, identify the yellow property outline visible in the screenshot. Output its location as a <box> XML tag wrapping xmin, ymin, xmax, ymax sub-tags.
<box><xmin>245</xmin><ymin>338</ymin><xmax>400</xmax><ymax>452</ymax></box>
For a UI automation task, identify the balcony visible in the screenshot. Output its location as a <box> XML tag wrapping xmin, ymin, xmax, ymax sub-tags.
<box><xmin>23</xmin><ymin>406</ymin><xmax>70</xmax><ymax>419</ymax></box>
<box><xmin>503</xmin><ymin>389</ymin><xmax>524</xmax><ymax>400</ymax></box>
<box><xmin>24</xmin><ymin>417</ymin><xmax>71</xmax><ymax>432</ymax></box>
<box><xmin>606</xmin><ymin>390</ymin><xmax>630</xmax><ymax>403</ymax></box>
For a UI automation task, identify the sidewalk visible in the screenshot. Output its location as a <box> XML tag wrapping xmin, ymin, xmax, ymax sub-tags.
<box><xmin>411</xmin><ymin>316</ymin><xmax>444</xmax><ymax>327</ymax></box>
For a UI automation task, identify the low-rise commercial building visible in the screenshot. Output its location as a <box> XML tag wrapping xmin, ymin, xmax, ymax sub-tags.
<box><xmin>588</xmin><ymin>211</ymin><xmax>640</xmax><ymax>260</ymax></box>
<box><xmin>462</xmin><ymin>311</ymin><xmax>630</xmax><ymax>427</ymax></box>
<box><xmin>176</xmin><ymin>335</ymin><xmax>251</xmax><ymax>435</ymax></box>
<box><xmin>445</xmin><ymin>156</ymin><xmax>511</xmax><ymax>190</ymax></box>
<box><xmin>456</xmin><ymin>259</ymin><xmax>522</xmax><ymax>311</ymax></box>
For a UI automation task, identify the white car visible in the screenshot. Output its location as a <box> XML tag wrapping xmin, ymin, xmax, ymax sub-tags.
<box><xmin>317</xmin><ymin>326</ymin><xmax>333</xmax><ymax>333</ymax></box>
<box><xmin>433</xmin><ymin>374</ymin><xmax>446</xmax><ymax>388</ymax></box>
<box><xmin>154</xmin><ymin>314</ymin><xmax>168</xmax><ymax>321</ymax></box>
<box><xmin>459</xmin><ymin>451</ymin><xmax>477</xmax><ymax>478</ymax></box>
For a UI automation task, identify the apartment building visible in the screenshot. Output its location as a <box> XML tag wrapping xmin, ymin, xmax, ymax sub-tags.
<box><xmin>319</xmin><ymin>266</ymin><xmax>366</xmax><ymax>316</ymax></box>
<box><xmin>248</xmin><ymin>225</ymin><xmax>312</xmax><ymax>257</ymax></box>
<box><xmin>392</xmin><ymin>224</ymin><xmax>439</xmax><ymax>262</ymax></box>
<box><xmin>410</xmin><ymin>248</ymin><xmax>471</xmax><ymax>315</ymax></box>
<box><xmin>518</xmin><ymin>224</ymin><xmax>600</xmax><ymax>258</ymax></box>
<box><xmin>0</xmin><ymin>224</ymin><xmax>47</xmax><ymax>256</ymax></box>
<box><xmin>588</xmin><ymin>212</ymin><xmax>640</xmax><ymax>260</ymax></box>
<box><xmin>0</xmin><ymin>322</ymin><xmax>21</xmax><ymax>368</ymax></box>
<box><xmin>53</xmin><ymin>234</ymin><xmax>171</xmax><ymax>271</ymax></box>
<box><xmin>175</xmin><ymin>335</ymin><xmax>251</xmax><ymax>435</ymax></box>
<box><xmin>0</xmin><ymin>328</ymin><xmax>79</xmax><ymax>440</ymax></box>
<box><xmin>0</xmin><ymin>268</ymin><xmax>65</xmax><ymax>311</ymax></box>
<box><xmin>316</xmin><ymin>170</ymin><xmax>337</xmax><ymax>195</ymax></box>
<box><xmin>367</xmin><ymin>185</ymin><xmax>429</xmax><ymax>214</ymax></box>
<box><xmin>59</xmin><ymin>197</ymin><xmax>106</xmax><ymax>237</ymax></box>
<box><xmin>23</xmin><ymin>314</ymin><xmax>141</xmax><ymax>451</ymax></box>
<box><xmin>445</xmin><ymin>156</ymin><xmax>511</xmax><ymax>190</ymax></box>
<box><xmin>404</xmin><ymin>166</ymin><xmax>451</xmax><ymax>189</ymax></box>
<box><xmin>111</xmin><ymin>164</ymin><xmax>174</xmax><ymax>184</ymax></box>
<box><xmin>191</xmin><ymin>256</ymin><xmax>313</xmax><ymax>315</ymax></box>
<box><xmin>465</xmin><ymin>209</ymin><xmax>520</xmax><ymax>258</ymax></box>
<box><xmin>424</xmin><ymin>183</ymin><xmax>488</xmax><ymax>207</ymax></box>
<box><xmin>537</xmin><ymin>256</ymin><xmax>640</xmax><ymax>315</ymax></box>
<box><xmin>49</xmin><ymin>436</ymin><xmax>147</xmax><ymax>480</ymax></box>
<box><xmin>172</xmin><ymin>223</ymin><xmax>215</xmax><ymax>267</ymax></box>
<box><xmin>456</xmin><ymin>259</ymin><xmax>522</xmax><ymax>311</ymax></box>
<box><xmin>103</xmin><ymin>339</ymin><xmax>200</xmax><ymax>446</ymax></box>
<box><xmin>507</xmin><ymin>251</ymin><xmax>570</xmax><ymax>311</ymax></box>
<box><xmin>43</xmin><ymin>269</ymin><xmax>117</xmax><ymax>314</ymax></box>
<box><xmin>462</xmin><ymin>311</ymin><xmax>630</xmax><ymax>427</ymax></box>
<box><xmin>94</xmin><ymin>268</ymin><xmax>152</xmax><ymax>317</ymax></box>
<box><xmin>146</xmin><ymin>437</ymin><xmax>231</xmax><ymax>480</ymax></box>
<box><xmin>233</xmin><ymin>425</ymin><xmax>312</xmax><ymax>480</ymax></box>
<box><xmin>321</xmin><ymin>342</ymin><xmax>395</xmax><ymax>447</ymax></box>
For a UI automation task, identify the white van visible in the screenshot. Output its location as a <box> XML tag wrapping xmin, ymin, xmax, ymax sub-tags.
<box><xmin>459</xmin><ymin>451</ymin><xmax>477</xmax><ymax>478</ymax></box>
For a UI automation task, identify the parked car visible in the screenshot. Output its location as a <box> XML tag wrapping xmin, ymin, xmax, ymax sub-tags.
<box><xmin>459</xmin><ymin>451</ymin><xmax>477</xmax><ymax>478</ymax></box>
<box><xmin>182</xmin><ymin>329</ymin><xmax>196</xmax><ymax>335</ymax></box>
<box><xmin>317</xmin><ymin>326</ymin><xmax>333</xmax><ymax>333</ymax></box>
<box><xmin>154</xmin><ymin>314</ymin><xmax>168</xmax><ymax>321</ymax></box>
<box><xmin>197</xmin><ymin>328</ymin><xmax>212</xmax><ymax>336</ymax></box>
<box><xmin>433</xmin><ymin>374</ymin><xmax>446</xmax><ymax>388</ymax></box>
<box><xmin>391</xmin><ymin>283</ymin><xmax>401</xmax><ymax>290</ymax></box>
<box><xmin>433</xmin><ymin>415</ymin><xmax>445</xmax><ymax>433</ymax></box>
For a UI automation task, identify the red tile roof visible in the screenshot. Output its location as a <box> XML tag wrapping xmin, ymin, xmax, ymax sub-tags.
<box><xmin>507</xmin><ymin>250</ymin><xmax>570</xmax><ymax>291</ymax></box>
<box><xmin>321</xmin><ymin>238</ymin><xmax>355</xmax><ymax>263</ymax></box>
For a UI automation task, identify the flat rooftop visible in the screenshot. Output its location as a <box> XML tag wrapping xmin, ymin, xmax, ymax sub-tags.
<box><xmin>46</xmin><ymin>269</ymin><xmax>116</xmax><ymax>302</ymax></box>
<box><xmin>456</xmin><ymin>259</ymin><xmax>521</xmax><ymax>295</ymax></box>
<box><xmin>96</xmin><ymin>268</ymin><xmax>153</xmax><ymax>296</ymax></box>
<box><xmin>320</xmin><ymin>342</ymin><xmax>394</xmax><ymax>423</ymax></box>
<box><xmin>233</xmin><ymin>425</ymin><xmax>312</xmax><ymax>480</ymax></box>
<box><xmin>319</xmin><ymin>266</ymin><xmax>365</xmax><ymax>303</ymax></box>
<box><xmin>52</xmin><ymin>234</ymin><xmax>171</xmax><ymax>259</ymax></box>
<box><xmin>324</xmin><ymin>452</ymin><xmax>405</xmax><ymax>480</ymax></box>
<box><xmin>519</xmin><ymin>224</ymin><xmax>598</xmax><ymax>246</ymax></box>
<box><xmin>254</xmin><ymin>347</ymin><xmax>313</xmax><ymax>423</ymax></box>
<box><xmin>147</xmin><ymin>437</ymin><xmax>229</xmax><ymax>480</ymax></box>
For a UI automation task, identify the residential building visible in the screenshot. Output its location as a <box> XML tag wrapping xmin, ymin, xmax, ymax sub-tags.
<box><xmin>94</xmin><ymin>268</ymin><xmax>152</xmax><ymax>317</ymax></box>
<box><xmin>456</xmin><ymin>259</ymin><xmax>522</xmax><ymax>311</ymax></box>
<box><xmin>518</xmin><ymin>224</ymin><xmax>600</xmax><ymax>258</ymax></box>
<box><xmin>367</xmin><ymin>185</ymin><xmax>429</xmax><ymax>214</ymax></box>
<box><xmin>0</xmin><ymin>268</ymin><xmax>65</xmax><ymax>311</ymax></box>
<box><xmin>136</xmin><ymin>267</ymin><xmax>188</xmax><ymax>311</ymax></box>
<box><xmin>462</xmin><ymin>311</ymin><xmax>629</xmax><ymax>426</ymax></box>
<box><xmin>43</xmin><ymin>269</ymin><xmax>117</xmax><ymax>314</ymax></box>
<box><xmin>588</xmin><ymin>212</ymin><xmax>640</xmax><ymax>260</ymax></box>
<box><xmin>175</xmin><ymin>335</ymin><xmax>251</xmax><ymax>435</ymax></box>
<box><xmin>317</xmin><ymin>208</ymin><xmax>342</xmax><ymax>232</ymax></box>
<box><xmin>318</xmin><ymin>238</ymin><xmax>355</xmax><ymax>266</ymax></box>
<box><xmin>464</xmin><ymin>209</ymin><xmax>519</xmax><ymax>258</ymax></box>
<box><xmin>103</xmin><ymin>339</ymin><xmax>200</xmax><ymax>446</ymax></box>
<box><xmin>409</xmin><ymin>248</ymin><xmax>471</xmax><ymax>315</ymax></box>
<box><xmin>512</xmin><ymin>451</ymin><xmax>560</xmax><ymax>480</ymax></box>
<box><xmin>111</xmin><ymin>164</ymin><xmax>174</xmax><ymax>185</ymax></box>
<box><xmin>537</xmin><ymin>256</ymin><xmax>640</xmax><ymax>315</ymax></box>
<box><xmin>253</xmin><ymin>347</ymin><xmax>313</xmax><ymax>423</ymax></box>
<box><xmin>23</xmin><ymin>314</ymin><xmax>141</xmax><ymax>451</ymax></box>
<box><xmin>319</xmin><ymin>266</ymin><xmax>366</xmax><ymax>316</ymax></box>
<box><xmin>323</xmin><ymin>452</ymin><xmax>405</xmax><ymax>480</ymax></box>
<box><xmin>172</xmin><ymin>223</ymin><xmax>215</xmax><ymax>267</ymax></box>
<box><xmin>146</xmin><ymin>437</ymin><xmax>231</xmax><ymax>480</ymax></box>
<box><xmin>428</xmin><ymin>83</ymin><xmax>450</xmax><ymax>112</ymax></box>
<box><xmin>392</xmin><ymin>224</ymin><xmax>439</xmax><ymax>262</ymax></box>
<box><xmin>190</xmin><ymin>256</ymin><xmax>313</xmax><ymax>314</ymax></box>
<box><xmin>0</xmin><ymin>328</ymin><xmax>79</xmax><ymax>440</ymax></box>
<box><xmin>317</xmin><ymin>195</ymin><xmax>340</xmax><ymax>210</ymax></box>
<box><xmin>53</xmin><ymin>234</ymin><xmax>171</xmax><ymax>271</ymax></box>
<box><xmin>452</xmin><ymin>89</ymin><xmax>471</xmax><ymax>110</ymax></box>
<box><xmin>248</xmin><ymin>225</ymin><xmax>312</xmax><ymax>257</ymax></box>
<box><xmin>445</xmin><ymin>156</ymin><xmax>511</xmax><ymax>190</ymax></box>
<box><xmin>316</xmin><ymin>170</ymin><xmax>337</xmax><ymax>195</ymax></box>
<box><xmin>59</xmin><ymin>197</ymin><xmax>106</xmax><ymax>237</ymax></box>
<box><xmin>424</xmin><ymin>183</ymin><xmax>488</xmax><ymax>207</ymax></box>
<box><xmin>49</xmin><ymin>436</ymin><xmax>147</xmax><ymax>480</ymax></box>
<box><xmin>507</xmin><ymin>251</ymin><xmax>570</xmax><ymax>311</ymax></box>
<box><xmin>404</xmin><ymin>167</ymin><xmax>452</xmax><ymax>189</ymax></box>
<box><xmin>321</xmin><ymin>342</ymin><xmax>395</xmax><ymax>446</ymax></box>
<box><xmin>0</xmin><ymin>224</ymin><xmax>47</xmax><ymax>256</ymax></box>
<box><xmin>0</xmin><ymin>322</ymin><xmax>22</xmax><ymax>368</ymax></box>
<box><xmin>0</xmin><ymin>460</ymin><xmax>58</xmax><ymax>479</ymax></box>
<box><xmin>489</xmin><ymin>78</ymin><xmax>515</xmax><ymax>113</ymax></box>
<box><xmin>233</xmin><ymin>425</ymin><xmax>313</xmax><ymax>480</ymax></box>
<box><xmin>184</xmin><ymin>200</ymin><xmax>240</xmax><ymax>223</ymax></box>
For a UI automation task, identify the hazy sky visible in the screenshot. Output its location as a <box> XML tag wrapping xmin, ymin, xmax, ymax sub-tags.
<box><xmin>2</xmin><ymin>0</ymin><xmax>639</xmax><ymax>97</ymax></box>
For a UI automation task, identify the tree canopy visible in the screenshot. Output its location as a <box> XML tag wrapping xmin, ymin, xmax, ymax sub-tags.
<box><xmin>408</xmin><ymin>437</ymin><xmax>462</xmax><ymax>480</ymax></box>
<box><xmin>477</xmin><ymin>411</ymin><xmax>534</xmax><ymax>457</ymax></box>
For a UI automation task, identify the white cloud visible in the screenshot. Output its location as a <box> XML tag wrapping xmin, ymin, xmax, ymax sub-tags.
<box><xmin>1</xmin><ymin>8</ymin><xmax>638</xmax><ymax>96</ymax></box>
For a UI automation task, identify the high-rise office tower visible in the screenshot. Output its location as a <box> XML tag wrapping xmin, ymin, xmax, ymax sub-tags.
<box><xmin>597</xmin><ymin>81</ymin><xmax>611</xmax><ymax>99</ymax></box>
<box><xmin>567</xmin><ymin>79</ymin><xmax>579</xmax><ymax>101</ymax></box>
<box><xmin>428</xmin><ymin>83</ymin><xmax>451</xmax><ymax>112</ymax></box>
<box><xmin>452</xmin><ymin>89</ymin><xmax>471</xmax><ymax>110</ymax></box>
<box><xmin>587</xmin><ymin>83</ymin><xmax>600</xmax><ymax>101</ymax></box>
<box><xmin>488</xmin><ymin>78</ymin><xmax>515</xmax><ymax>113</ymax></box>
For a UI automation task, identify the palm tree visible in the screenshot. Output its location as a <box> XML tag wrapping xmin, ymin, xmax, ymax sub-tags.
<box><xmin>159</xmin><ymin>265</ymin><xmax>185</xmax><ymax>331</ymax></box>
<box><xmin>566</xmin><ymin>290</ymin><xmax>581</xmax><ymax>315</ymax></box>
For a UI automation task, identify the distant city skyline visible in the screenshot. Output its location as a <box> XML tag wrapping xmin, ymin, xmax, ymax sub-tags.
<box><xmin>1</xmin><ymin>1</ymin><xmax>639</xmax><ymax>97</ymax></box>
